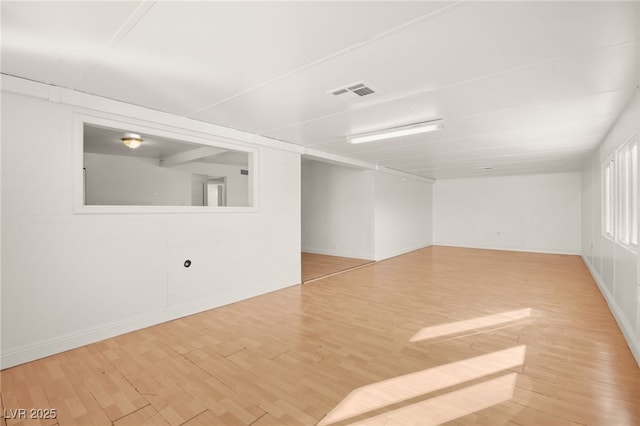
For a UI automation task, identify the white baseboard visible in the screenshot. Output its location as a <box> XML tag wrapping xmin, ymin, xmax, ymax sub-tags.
<box><xmin>0</xmin><ymin>281</ymin><xmax>299</xmax><ymax>369</ymax></box>
<box><xmin>582</xmin><ymin>255</ymin><xmax>640</xmax><ymax>368</ymax></box>
<box><xmin>1</xmin><ymin>310</ymin><xmax>167</xmax><ymax>370</ymax></box>
<box><xmin>302</xmin><ymin>246</ymin><xmax>375</xmax><ymax>260</ymax></box>
<box><xmin>433</xmin><ymin>242</ymin><xmax>581</xmax><ymax>256</ymax></box>
<box><xmin>374</xmin><ymin>242</ymin><xmax>433</xmax><ymax>261</ymax></box>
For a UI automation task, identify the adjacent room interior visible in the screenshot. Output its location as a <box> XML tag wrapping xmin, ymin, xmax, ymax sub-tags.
<box><xmin>1</xmin><ymin>1</ymin><xmax>639</xmax><ymax>425</ymax></box>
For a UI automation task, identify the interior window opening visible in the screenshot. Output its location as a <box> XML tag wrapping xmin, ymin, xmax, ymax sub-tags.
<box><xmin>82</xmin><ymin>123</ymin><xmax>253</xmax><ymax>208</ymax></box>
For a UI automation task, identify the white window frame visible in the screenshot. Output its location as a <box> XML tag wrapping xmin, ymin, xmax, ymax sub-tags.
<box><xmin>602</xmin><ymin>156</ymin><xmax>615</xmax><ymax>240</ymax></box>
<box><xmin>615</xmin><ymin>137</ymin><xmax>638</xmax><ymax>251</ymax></box>
<box><xmin>73</xmin><ymin>113</ymin><xmax>259</xmax><ymax>214</ymax></box>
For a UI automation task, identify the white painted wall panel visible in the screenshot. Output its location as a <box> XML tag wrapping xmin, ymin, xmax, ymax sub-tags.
<box><xmin>602</xmin><ymin>238</ymin><xmax>616</xmax><ymax>294</ymax></box>
<box><xmin>84</xmin><ymin>153</ymin><xmax>192</xmax><ymax>206</ymax></box>
<box><xmin>373</xmin><ymin>172</ymin><xmax>433</xmax><ymax>261</ymax></box>
<box><xmin>614</xmin><ymin>245</ymin><xmax>637</xmax><ymax>331</ymax></box>
<box><xmin>301</xmin><ymin>160</ymin><xmax>375</xmax><ymax>259</ymax></box>
<box><xmin>434</xmin><ymin>173</ymin><xmax>582</xmax><ymax>254</ymax></box>
<box><xmin>581</xmin><ymin>92</ymin><xmax>639</xmax><ymax>366</ymax></box>
<box><xmin>581</xmin><ymin>159</ymin><xmax>593</xmax><ymax>264</ymax></box>
<box><xmin>167</xmin><ymin>148</ymin><xmax>301</xmax><ymax>308</ymax></box>
<box><xmin>592</xmin><ymin>157</ymin><xmax>603</xmax><ymax>276</ymax></box>
<box><xmin>523</xmin><ymin>174</ymin><xmax>582</xmax><ymax>252</ymax></box>
<box><xmin>1</xmin><ymin>90</ymin><xmax>301</xmax><ymax>368</ymax></box>
<box><xmin>301</xmin><ymin>161</ymin><xmax>433</xmax><ymax>261</ymax></box>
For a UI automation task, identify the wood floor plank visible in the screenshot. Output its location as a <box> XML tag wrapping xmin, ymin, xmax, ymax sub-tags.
<box><xmin>2</xmin><ymin>246</ymin><xmax>639</xmax><ymax>425</ymax></box>
<box><xmin>182</xmin><ymin>410</ymin><xmax>242</xmax><ymax>426</ymax></box>
<box><xmin>2</xmin><ymin>362</ymin><xmax>56</xmax><ymax>426</ymax></box>
<box><xmin>249</xmin><ymin>413</ymin><xmax>282</xmax><ymax>426</ymax></box>
<box><xmin>301</xmin><ymin>253</ymin><xmax>373</xmax><ymax>282</ymax></box>
<box><xmin>113</xmin><ymin>405</ymin><xmax>170</xmax><ymax>426</ymax></box>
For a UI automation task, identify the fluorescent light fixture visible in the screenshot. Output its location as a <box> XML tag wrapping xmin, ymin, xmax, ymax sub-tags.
<box><xmin>347</xmin><ymin>119</ymin><xmax>443</xmax><ymax>144</ymax></box>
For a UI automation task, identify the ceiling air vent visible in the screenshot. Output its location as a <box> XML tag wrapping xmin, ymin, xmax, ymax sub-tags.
<box><xmin>328</xmin><ymin>81</ymin><xmax>376</xmax><ymax>101</ymax></box>
<box><xmin>348</xmin><ymin>83</ymin><xmax>374</xmax><ymax>97</ymax></box>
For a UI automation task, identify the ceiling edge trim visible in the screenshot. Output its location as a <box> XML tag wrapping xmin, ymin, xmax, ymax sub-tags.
<box><xmin>377</xmin><ymin>165</ymin><xmax>436</xmax><ymax>183</ymax></box>
<box><xmin>0</xmin><ymin>74</ymin><xmax>304</xmax><ymax>155</ymax></box>
<box><xmin>304</xmin><ymin>147</ymin><xmax>435</xmax><ymax>183</ymax></box>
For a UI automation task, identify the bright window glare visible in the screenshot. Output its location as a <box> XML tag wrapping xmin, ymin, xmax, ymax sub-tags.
<box><xmin>603</xmin><ymin>159</ymin><xmax>614</xmax><ymax>238</ymax></box>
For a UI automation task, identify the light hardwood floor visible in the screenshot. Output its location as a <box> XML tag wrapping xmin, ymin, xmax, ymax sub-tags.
<box><xmin>2</xmin><ymin>246</ymin><xmax>639</xmax><ymax>426</ymax></box>
<box><xmin>301</xmin><ymin>253</ymin><xmax>373</xmax><ymax>283</ymax></box>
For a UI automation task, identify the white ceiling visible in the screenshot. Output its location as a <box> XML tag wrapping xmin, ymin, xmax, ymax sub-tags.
<box><xmin>2</xmin><ymin>1</ymin><xmax>638</xmax><ymax>179</ymax></box>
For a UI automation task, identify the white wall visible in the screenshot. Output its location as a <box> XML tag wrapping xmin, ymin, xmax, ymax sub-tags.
<box><xmin>301</xmin><ymin>160</ymin><xmax>434</xmax><ymax>261</ymax></box>
<box><xmin>1</xmin><ymin>84</ymin><xmax>301</xmax><ymax>368</ymax></box>
<box><xmin>434</xmin><ymin>173</ymin><xmax>582</xmax><ymax>254</ymax></box>
<box><xmin>301</xmin><ymin>160</ymin><xmax>375</xmax><ymax>259</ymax></box>
<box><xmin>84</xmin><ymin>153</ymin><xmax>192</xmax><ymax>206</ymax></box>
<box><xmin>176</xmin><ymin>162</ymin><xmax>249</xmax><ymax>207</ymax></box>
<box><xmin>374</xmin><ymin>171</ymin><xmax>433</xmax><ymax>261</ymax></box>
<box><xmin>581</xmin><ymin>92</ymin><xmax>640</xmax><ymax>366</ymax></box>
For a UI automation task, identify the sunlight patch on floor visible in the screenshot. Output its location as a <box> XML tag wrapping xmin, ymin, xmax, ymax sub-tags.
<box><xmin>317</xmin><ymin>346</ymin><xmax>524</xmax><ymax>425</ymax></box>
<box><xmin>348</xmin><ymin>373</ymin><xmax>518</xmax><ymax>426</ymax></box>
<box><xmin>410</xmin><ymin>308</ymin><xmax>532</xmax><ymax>342</ymax></box>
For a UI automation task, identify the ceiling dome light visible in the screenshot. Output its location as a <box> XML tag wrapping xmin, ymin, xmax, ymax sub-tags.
<box><xmin>121</xmin><ymin>132</ymin><xmax>143</xmax><ymax>149</ymax></box>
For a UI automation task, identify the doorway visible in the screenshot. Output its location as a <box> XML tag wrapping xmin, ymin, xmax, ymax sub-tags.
<box><xmin>301</xmin><ymin>253</ymin><xmax>374</xmax><ymax>283</ymax></box>
<box><xmin>300</xmin><ymin>157</ymin><xmax>375</xmax><ymax>283</ymax></box>
<box><xmin>206</xmin><ymin>177</ymin><xmax>226</xmax><ymax>207</ymax></box>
